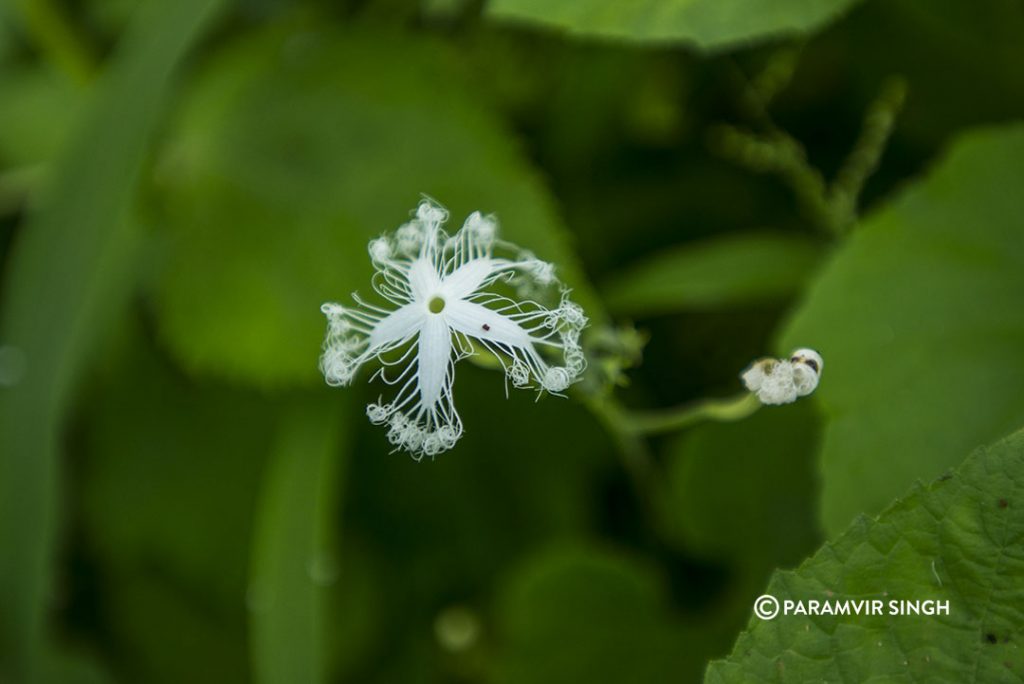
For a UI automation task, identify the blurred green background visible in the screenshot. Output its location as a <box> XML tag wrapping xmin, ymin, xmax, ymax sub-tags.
<box><xmin>1</xmin><ymin>0</ymin><xmax>1023</xmax><ymax>682</ymax></box>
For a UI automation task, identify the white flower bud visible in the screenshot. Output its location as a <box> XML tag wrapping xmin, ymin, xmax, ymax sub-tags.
<box><xmin>792</xmin><ymin>365</ymin><xmax>818</xmax><ymax>396</ymax></box>
<box><xmin>741</xmin><ymin>358</ymin><xmax>774</xmax><ymax>392</ymax></box>
<box><xmin>757</xmin><ymin>361</ymin><xmax>799</xmax><ymax>405</ymax></box>
<box><xmin>742</xmin><ymin>348</ymin><xmax>823</xmax><ymax>405</ymax></box>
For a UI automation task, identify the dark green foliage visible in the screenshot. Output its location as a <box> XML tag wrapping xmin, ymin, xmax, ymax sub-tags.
<box><xmin>1</xmin><ymin>0</ymin><xmax>1022</xmax><ymax>682</ymax></box>
<box><xmin>707</xmin><ymin>428</ymin><xmax>1024</xmax><ymax>682</ymax></box>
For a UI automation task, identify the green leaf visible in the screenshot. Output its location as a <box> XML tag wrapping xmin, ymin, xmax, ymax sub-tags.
<box><xmin>491</xmin><ymin>547</ymin><xmax>694</xmax><ymax>684</ymax></box>
<box><xmin>654</xmin><ymin>402</ymin><xmax>824</xmax><ymax>679</ymax></box>
<box><xmin>779</xmin><ymin>123</ymin><xmax>1024</xmax><ymax>536</ymax></box>
<box><xmin>80</xmin><ymin>327</ymin><xmax>274</xmax><ymax>615</ymax></box>
<box><xmin>0</xmin><ymin>64</ymin><xmax>82</xmax><ymax>168</ymax></box>
<box><xmin>248</xmin><ymin>397</ymin><xmax>350</xmax><ymax>684</ymax></box>
<box><xmin>0</xmin><ymin>8</ymin><xmax>11</xmax><ymax>59</ymax></box>
<box><xmin>603</xmin><ymin>232</ymin><xmax>823</xmax><ymax>316</ymax></box>
<box><xmin>486</xmin><ymin>0</ymin><xmax>861</xmax><ymax>51</ymax></box>
<box><xmin>0</xmin><ymin>0</ymin><xmax>225</xmax><ymax>677</ymax></box>
<box><xmin>104</xmin><ymin>575</ymin><xmax>249</xmax><ymax>684</ymax></box>
<box><xmin>78</xmin><ymin>324</ymin><xmax>274</xmax><ymax>682</ymax></box>
<box><xmin>660</xmin><ymin>400</ymin><xmax>822</xmax><ymax>566</ymax></box>
<box><xmin>705</xmin><ymin>426</ymin><xmax>1024</xmax><ymax>683</ymax></box>
<box><xmin>835</xmin><ymin>0</ymin><xmax>1024</xmax><ymax>148</ymax></box>
<box><xmin>40</xmin><ymin>649</ymin><xmax>113</xmax><ymax>684</ymax></box>
<box><xmin>152</xmin><ymin>25</ymin><xmax>597</xmax><ymax>387</ymax></box>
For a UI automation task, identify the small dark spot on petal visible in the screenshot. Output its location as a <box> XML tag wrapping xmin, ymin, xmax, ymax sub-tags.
<box><xmin>482</xmin><ymin>324</ymin><xmax>490</xmax><ymax>331</ymax></box>
<box><xmin>999</xmin><ymin>498</ymin><xmax>1009</xmax><ymax>508</ymax></box>
<box><xmin>805</xmin><ymin>359</ymin><xmax>819</xmax><ymax>373</ymax></box>
<box><xmin>985</xmin><ymin>633</ymin><xmax>998</xmax><ymax>644</ymax></box>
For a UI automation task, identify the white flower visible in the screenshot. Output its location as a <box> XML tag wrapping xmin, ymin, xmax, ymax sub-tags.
<box><xmin>741</xmin><ymin>348</ymin><xmax>823</xmax><ymax>405</ymax></box>
<box><xmin>319</xmin><ymin>199</ymin><xmax>588</xmax><ymax>460</ymax></box>
<box><xmin>789</xmin><ymin>348</ymin><xmax>823</xmax><ymax>396</ymax></box>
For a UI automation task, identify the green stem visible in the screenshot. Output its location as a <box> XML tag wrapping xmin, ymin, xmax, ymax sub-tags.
<box><xmin>624</xmin><ymin>392</ymin><xmax>761</xmax><ymax>436</ymax></box>
<box><xmin>828</xmin><ymin>77</ymin><xmax>907</xmax><ymax>233</ymax></box>
<box><xmin>17</xmin><ymin>0</ymin><xmax>98</xmax><ymax>85</ymax></box>
<box><xmin>719</xmin><ymin>60</ymin><xmax>906</xmax><ymax>239</ymax></box>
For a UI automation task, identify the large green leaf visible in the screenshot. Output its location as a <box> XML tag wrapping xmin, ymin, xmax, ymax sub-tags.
<box><xmin>0</xmin><ymin>0</ymin><xmax>224</xmax><ymax>677</ymax></box>
<box><xmin>652</xmin><ymin>401</ymin><xmax>824</xmax><ymax>681</ymax></box>
<box><xmin>706</xmin><ymin>426</ymin><xmax>1024</xmax><ymax>682</ymax></box>
<box><xmin>80</xmin><ymin>327</ymin><xmax>274</xmax><ymax>617</ymax></box>
<box><xmin>660</xmin><ymin>400</ymin><xmax>822</xmax><ymax>566</ymax></box>
<box><xmin>779</xmin><ymin>123</ymin><xmax>1024</xmax><ymax>536</ymax></box>
<box><xmin>79</xmin><ymin>326</ymin><xmax>273</xmax><ymax>682</ymax></box>
<box><xmin>491</xmin><ymin>547</ymin><xmax>697</xmax><ymax>684</ymax></box>
<box><xmin>486</xmin><ymin>0</ymin><xmax>861</xmax><ymax>51</ymax></box>
<box><xmin>104</xmin><ymin>575</ymin><xmax>249</xmax><ymax>684</ymax></box>
<box><xmin>0</xmin><ymin>63</ymin><xmax>81</xmax><ymax>169</ymax></box>
<box><xmin>603</xmin><ymin>232</ymin><xmax>823</xmax><ymax>316</ymax></box>
<box><xmin>248</xmin><ymin>397</ymin><xmax>350</xmax><ymax>684</ymax></box>
<box><xmin>152</xmin><ymin>25</ymin><xmax>596</xmax><ymax>387</ymax></box>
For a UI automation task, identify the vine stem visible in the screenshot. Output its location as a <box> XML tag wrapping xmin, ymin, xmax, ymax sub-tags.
<box><xmin>717</xmin><ymin>55</ymin><xmax>906</xmax><ymax>239</ymax></box>
<box><xmin>623</xmin><ymin>392</ymin><xmax>761</xmax><ymax>436</ymax></box>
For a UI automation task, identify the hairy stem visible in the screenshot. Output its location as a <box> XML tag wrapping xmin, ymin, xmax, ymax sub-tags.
<box><xmin>624</xmin><ymin>392</ymin><xmax>761</xmax><ymax>436</ymax></box>
<box><xmin>828</xmin><ymin>77</ymin><xmax>907</xmax><ymax>231</ymax></box>
<box><xmin>716</xmin><ymin>52</ymin><xmax>906</xmax><ymax>238</ymax></box>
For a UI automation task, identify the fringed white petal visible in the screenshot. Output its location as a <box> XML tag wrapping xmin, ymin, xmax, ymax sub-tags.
<box><xmin>417</xmin><ymin>315</ymin><xmax>453</xmax><ymax>408</ymax></box>
<box><xmin>368</xmin><ymin>303</ymin><xmax>426</xmax><ymax>350</ymax></box>
<box><xmin>377</xmin><ymin>316</ymin><xmax>461</xmax><ymax>461</ymax></box>
<box><xmin>443</xmin><ymin>296</ymin><xmax>584</xmax><ymax>395</ymax></box>
<box><xmin>441</xmin><ymin>257</ymin><xmax>499</xmax><ymax>300</ymax></box>
<box><xmin>407</xmin><ymin>257</ymin><xmax>443</xmax><ymax>302</ymax></box>
<box><xmin>444</xmin><ymin>299</ymin><xmax>535</xmax><ymax>349</ymax></box>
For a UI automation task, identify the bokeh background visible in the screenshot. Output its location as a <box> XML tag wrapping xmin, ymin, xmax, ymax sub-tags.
<box><xmin>1</xmin><ymin>0</ymin><xmax>1023</xmax><ymax>682</ymax></box>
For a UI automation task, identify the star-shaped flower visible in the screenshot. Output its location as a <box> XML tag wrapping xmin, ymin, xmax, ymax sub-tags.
<box><xmin>320</xmin><ymin>199</ymin><xmax>587</xmax><ymax>459</ymax></box>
